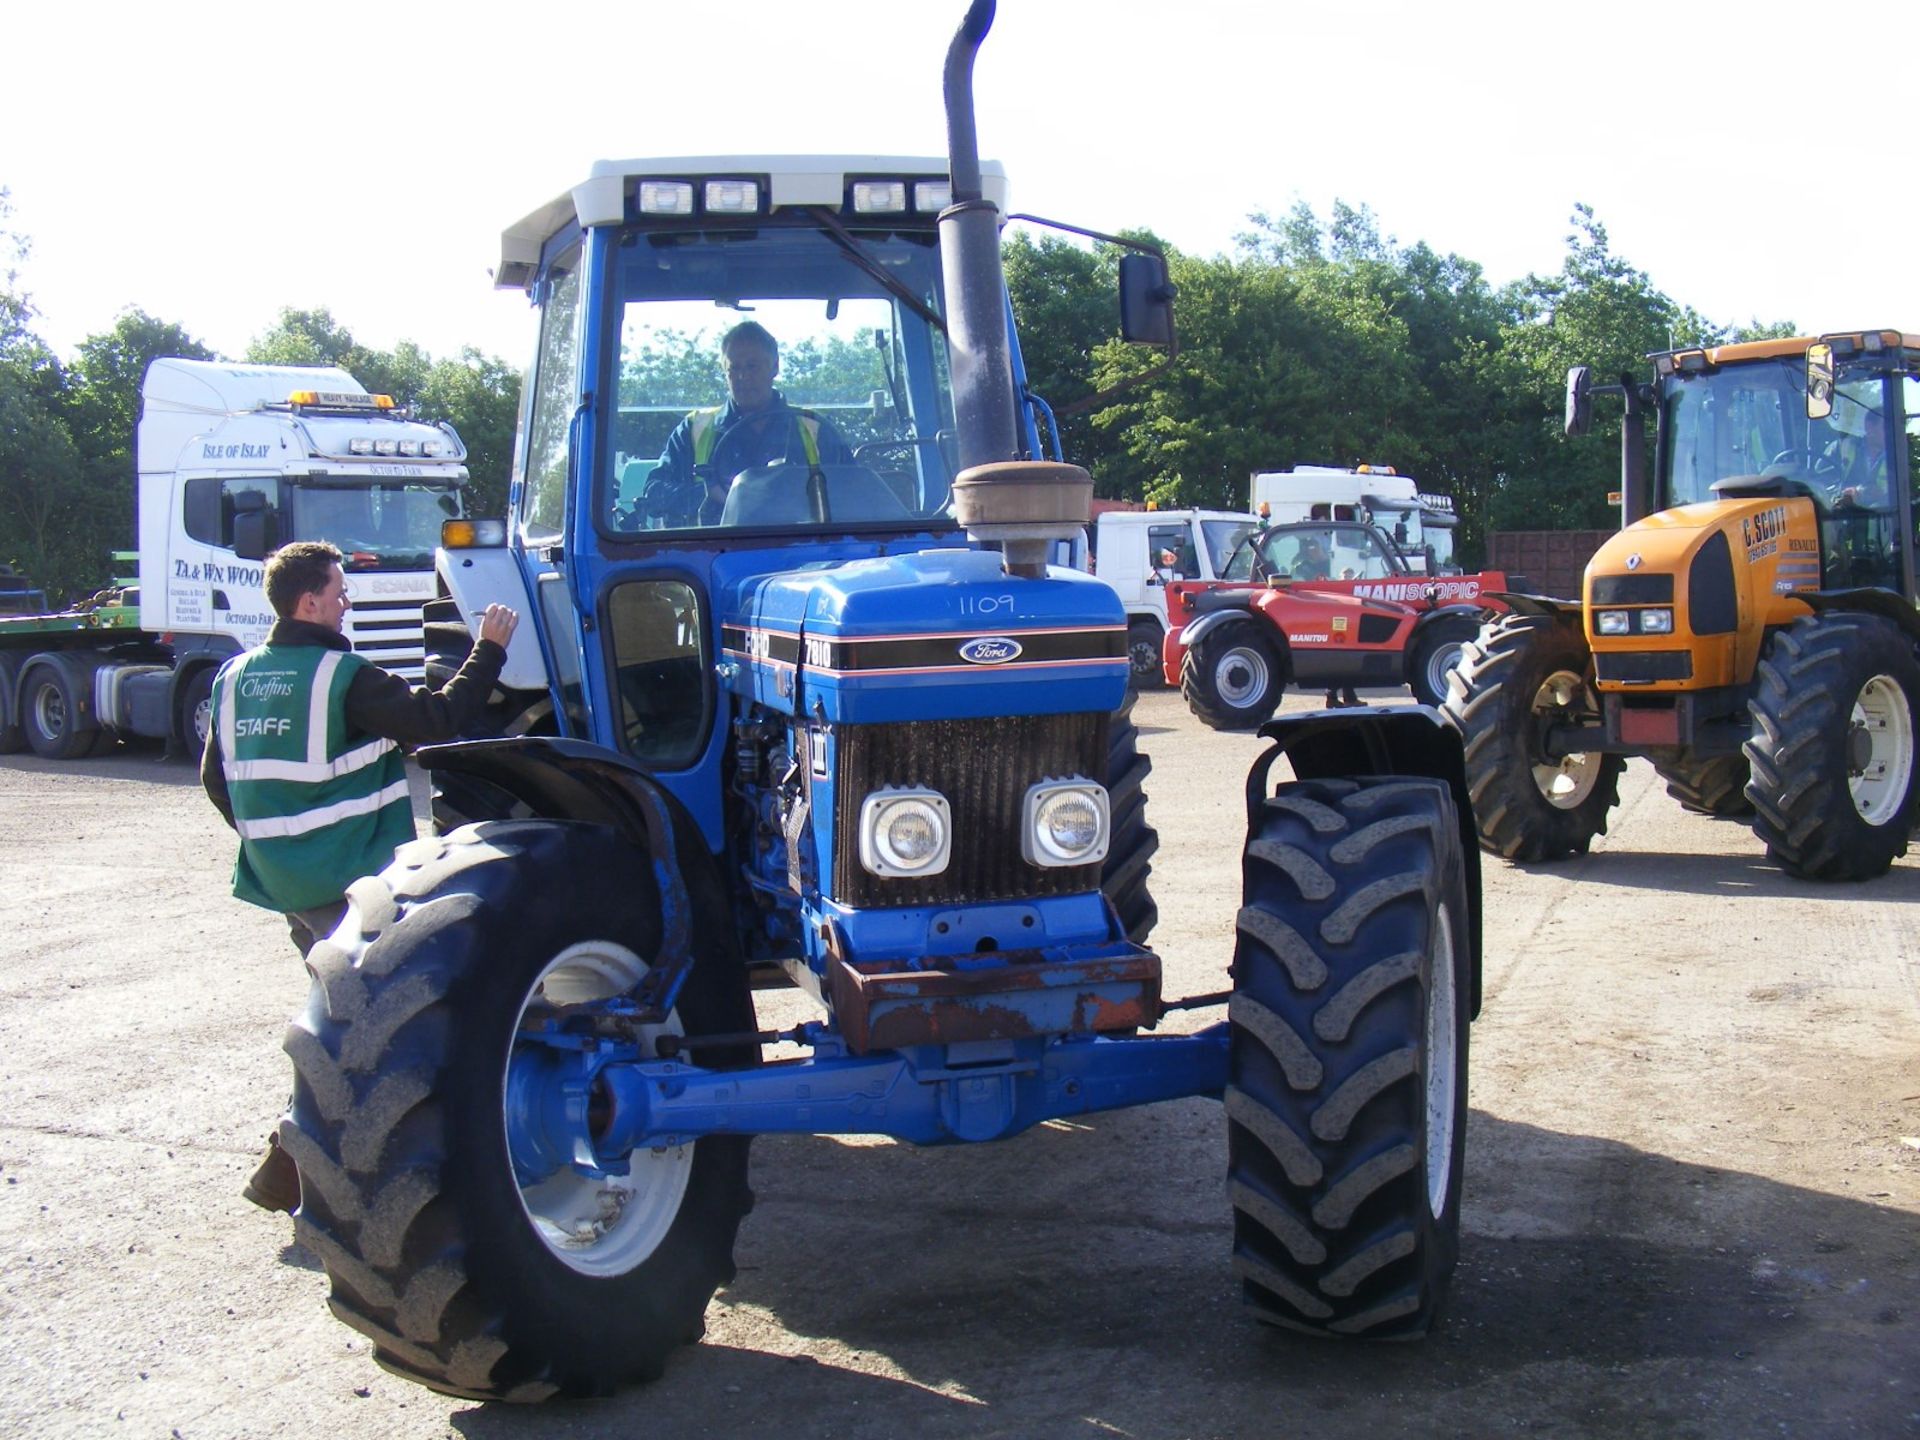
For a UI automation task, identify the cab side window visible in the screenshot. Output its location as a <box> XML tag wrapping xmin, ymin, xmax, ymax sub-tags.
<box><xmin>183</xmin><ymin>477</ymin><xmax>280</xmax><ymax>550</ymax></box>
<box><xmin>607</xmin><ymin>579</ymin><xmax>707</xmax><ymax>769</ymax></box>
<box><xmin>521</xmin><ymin>245</ymin><xmax>583</xmax><ymax>541</ymax></box>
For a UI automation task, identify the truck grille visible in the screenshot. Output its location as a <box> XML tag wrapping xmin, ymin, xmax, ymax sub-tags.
<box><xmin>831</xmin><ymin>713</ymin><xmax>1106</xmax><ymax>909</ymax></box>
<box><xmin>345</xmin><ymin>598</ymin><xmax>427</xmax><ymax>680</ymax></box>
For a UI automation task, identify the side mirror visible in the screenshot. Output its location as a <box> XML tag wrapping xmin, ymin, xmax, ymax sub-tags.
<box><xmin>232</xmin><ymin>509</ymin><xmax>277</xmax><ymax>561</ymax></box>
<box><xmin>1119</xmin><ymin>253</ymin><xmax>1175</xmax><ymax>347</ymax></box>
<box><xmin>1565</xmin><ymin>365</ymin><xmax>1593</xmax><ymax>437</ymax></box>
<box><xmin>1805</xmin><ymin>342</ymin><xmax>1834</xmax><ymax>420</ymax></box>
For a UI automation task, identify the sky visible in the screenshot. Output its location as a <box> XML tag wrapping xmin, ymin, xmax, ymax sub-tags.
<box><xmin>5</xmin><ymin>0</ymin><xmax>1916</xmax><ymax>372</ymax></box>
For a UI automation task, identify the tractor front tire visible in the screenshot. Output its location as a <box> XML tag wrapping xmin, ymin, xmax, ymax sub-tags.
<box><xmin>1745</xmin><ymin>613</ymin><xmax>1920</xmax><ymax>880</ymax></box>
<box><xmin>1182</xmin><ymin>623</ymin><xmax>1286</xmax><ymax>731</ymax></box>
<box><xmin>282</xmin><ymin>819</ymin><xmax>757</xmax><ymax>1401</ymax></box>
<box><xmin>1652</xmin><ymin>752</ymin><xmax>1753</xmax><ymax>817</ymax></box>
<box><xmin>1441</xmin><ymin>614</ymin><xmax>1623</xmax><ymax>861</ymax></box>
<box><xmin>1226</xmin><ymin>775</ymin><xmax>1471</xmax><ymax>1336</ymax></box>
<box><xmin>1103</xmin><ymin>691</ymin><xmax>1160</xmax><ymax>944</ymax></box>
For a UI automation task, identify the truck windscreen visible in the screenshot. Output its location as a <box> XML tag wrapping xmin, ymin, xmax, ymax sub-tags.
<box><xmin>291</xmin><ymin>481</ymin><xmax>465</xmax><ymax>570</ymax></box>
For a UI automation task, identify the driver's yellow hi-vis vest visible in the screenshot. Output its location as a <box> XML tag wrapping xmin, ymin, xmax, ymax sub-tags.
<box><xmin>689</xmin><ymin>407</ymin><xmax>823</xmax><ymax>470</ymax></box>
<box><xmin>216</xmin><ymin>644</ymin><xmax>413</xmax><ymax>913</ymax></box>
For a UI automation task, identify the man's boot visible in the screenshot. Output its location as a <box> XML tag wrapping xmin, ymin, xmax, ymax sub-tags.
<box><xmin>241</xmin><ymin>1132</ymin><xmax>301</xmax><ymax>1214</ymax></box>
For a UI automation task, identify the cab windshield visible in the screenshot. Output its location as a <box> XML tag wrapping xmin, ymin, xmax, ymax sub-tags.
<box><xmin>291</xmin><ymin>481</ymin><xmax>465</xmax><ymax>570</ymax></box>
<box><xmin>602</xmin><ymin>225</ymin><xmax>960</xmax><ymax>534</ymax></box>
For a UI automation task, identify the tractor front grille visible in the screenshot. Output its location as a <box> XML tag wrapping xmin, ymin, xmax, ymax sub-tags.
<box><xmin>832</xmin><ymin>712</ymin><xmax>1106</xmax><ymax>909</ymax></box>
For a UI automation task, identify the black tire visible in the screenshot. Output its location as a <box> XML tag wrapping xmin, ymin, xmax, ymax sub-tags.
<box><xmin>179</xmin><ymin>667</ymin><xmax>218</xmax><ymax>757</ymax></box>
<box><xmin>282</xmin><ymin>819</ymin><xmax>757</xmax><ymax>1401</ymax></box>
<box><xmin>0</xmin><ymin>654</ymin><xmax>24</xmax><ymax>754</ymax></box>
<box><xmin>1440</xmin><ymin>614</ymin><xmax>1623</xmax><ymax>861</ymax></box>
<box><xmin>1227</xmin><ymin>776</ymin><xmax>1471</xmax><ymax>1337</ymax></box>
<box><xmin>1651</xmin><ymin>752</ymin><xmax>1753</xmax><ymax>817</ymax></box>
<box><xmin>1182</xmin><ymin>622</ymin><xmax>1286</xmax><ymax>731</ymax></box>
<box><xmin>422</xmin><ymin>605</ymin><xmax>555</xmax><ymax>829</ymax></box>
<box><xmin>1126</xmin><ymin>619</ymin><xmax>1166</xmax><ymax>691</ymax></box>
<box><xmin>21</xmin><ymin>661</ymin><xmax>99</xmax><ymax>760</ymax></box>
<box><xmin>1407</xmin><ymin>616</ymin><xmax>1480</xmax><ymax>709</ymax></box>
<box><xmin>1103</xmin><ymin>691</ymin><xmax>1160</xmax><ymax>944</ymax></box>
<box><xmin>1744</xmin><ymin>613</ymin><xmax>1920</xmax><ymax>880</ymax></box>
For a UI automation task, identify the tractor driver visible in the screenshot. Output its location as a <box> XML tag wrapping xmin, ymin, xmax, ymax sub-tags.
<box><xmin>641</xmin><ymin>321</ymin><xmax>852</xmax><ymax>525</ymax></box>
<box><xmin>1294</xmin><ymin>535</ymin><xmax>1333</xmax><ymax>580</ymax></box>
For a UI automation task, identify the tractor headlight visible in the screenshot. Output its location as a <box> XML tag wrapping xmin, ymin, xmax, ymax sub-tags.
<box><xmin>1596</xmin><ymin>610</ymin><xmax>1631</xmax><ymax>636</ymax></box>
<box><xmin>859</xmin><ymin>788</ymin><xmax>951</xmax><ymax>877</ymax></box>
<box><xmin>1022</xmin><ymin>779</ymin><xmax>1110</xmax><ymax>868</ymax></box>
<box><xmin>1638</xmin><ymin>608</ymin><xmax>1674</xmax><ymax>634</ymax></box>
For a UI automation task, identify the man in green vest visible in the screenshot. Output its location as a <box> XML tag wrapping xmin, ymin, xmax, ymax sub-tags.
<box><xmin>640</xmin><ymin>320</ymin><xmax>852</xmax><ymax>524</ymax></box>
<box><xmin>201</xmin><ymin>540</ymin><xmax>518</xmax><ymax>1212</ymax></box>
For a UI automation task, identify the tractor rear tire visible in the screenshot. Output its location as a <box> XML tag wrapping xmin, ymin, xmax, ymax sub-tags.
<box><xmin>1182</xmin><ymin>623</ymin><xmax>1286</xmax><ymax>731</ymax></box>
<box><xmin>1126</xmin><ymin>620</ymin><xmax>1166</xmax><ymax>691</ymax></box>
<box><xmin>282</xmin><ymin>819</ymin><xmax>757</xmax><ymax>1401</ymax></box>
<box><xmin>1103</xmin><ymin>691</ymin><xmax>1160</xmax><ymax>945</ymax></box>
<box><xmin>1226</xmin><ymin>775</ymin><xmax>1470</xmax><ymax>1337</ymax></box>
<box><xmin>1652</xmin><ymin>752</ymin><xmax>1753</xmax><ymax>817</ymax></box>
<box><xmin>1744</xmin><ymin>613</ymin><xmax>1920</xmax><ymax>880</ymax></box>
<box><xmin>1408</xmin><ymin>616</ymin><xmax>1480</xmax><ymax>709</ymax></box>
<box><xmin>1441</xmin><ymin>614</ymin><xmax>1623</xmax><ymax>861</ymax></box>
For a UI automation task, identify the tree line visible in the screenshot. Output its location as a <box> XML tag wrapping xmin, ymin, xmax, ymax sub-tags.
<box><xmin>2</xmin><ymin>185</ymin><xmax>1793</xmax><ymax>604</ymax></box>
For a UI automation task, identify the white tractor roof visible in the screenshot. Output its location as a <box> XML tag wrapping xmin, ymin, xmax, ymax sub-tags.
<box><xmin>498</xmin><ymin>155</ymin><xmax>1010</xmax><ymax>288</ymax></box>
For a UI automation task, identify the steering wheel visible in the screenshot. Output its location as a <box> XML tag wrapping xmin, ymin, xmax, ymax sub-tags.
<box><xmin>1767</xmin><ymin>446</ymin><xmax>1840</xmax><ymax>479</ymax></box>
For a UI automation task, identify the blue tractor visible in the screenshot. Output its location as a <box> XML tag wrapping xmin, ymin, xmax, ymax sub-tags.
<box><xmin>278</xmin><ymin>1</ymin><xmax>1482</xmax><ymax>1401</ymax></box>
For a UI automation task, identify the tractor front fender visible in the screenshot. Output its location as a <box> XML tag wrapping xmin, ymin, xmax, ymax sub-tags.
<box><xmin>1795</xmin><ymin>588</ymin><xmax>1920</xmax><ymax>647</ymax></box>
<box><xmin>417</xmin><ymin>736</ymin><xmax>739</xmax><ymax>1016</ymax></box>
<box><xmin>1248</xmin><ymin>706</ymin><xmax>1482</xmax><ymax>1018</ymax></box>
<box><xmin>1179</xmin><ymin>604</ymin><xmax>1263</xmax><ymax>654</ymax></box>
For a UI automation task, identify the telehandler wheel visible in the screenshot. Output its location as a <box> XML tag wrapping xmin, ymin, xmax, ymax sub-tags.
<box><xmin>1407</xmin><ymin>616</ymin><xmax>1480</xmax><ymax>709</ymax></box>
<box><xmin>1126</xmin><ymin>619</ymin><xmax>1166</xmax><ymax>690</ymax></box>
<box><xmin>1652</xmin><ymin>752</ymin><xmax>1753</xmax><ymax>817</ymax></box>
<box><xmin>1182</xmin><ymin>622</ymin><xmax>1285</xmax><ymax>731</ymax></box>
<box><xmin>1103</xmin><ymin>691</ymin><xmax>1160</xmax><ymax>945</ymax></box>
<box><xmin>21</xmin><ymin>661</ymin><xmax>100</xmax><ymax>760</ymax></box>
<box><xmin>1744</xmin><ymin>613</ymin><xmax>1920</xmax><ymax>881</ymax></box>
<box><xmin>282</xmin><ymin>819</ymin><xmax>757</xmax><ymax>1401</ymax></box>
<box><xmin>1226</xmin><ymin>776</ymin><xmax>1470</xmax><ymax>1337</ymax></box>
<box><xmin>1440</xmin><ymin>614</ymin><xmax>1622</xmax><ymax>861</ymax></box>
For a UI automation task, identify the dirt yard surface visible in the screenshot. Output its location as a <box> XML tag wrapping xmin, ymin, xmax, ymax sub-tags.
<box><xmin>2</xmin><ymin>688</ymin><xmax>1917</xmax><ymax>1439</ymax></box>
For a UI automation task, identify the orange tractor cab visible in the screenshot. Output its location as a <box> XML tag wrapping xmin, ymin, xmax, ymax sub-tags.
<box><xmin>1443</xmin><ymin>329</ymin><xmax>1920</xmax><ymax>880</ymax></box>
<box><xmin>1161</xmin><ymin>518</ymin><xmax>1512</xmax><ymax>728</ymax></box>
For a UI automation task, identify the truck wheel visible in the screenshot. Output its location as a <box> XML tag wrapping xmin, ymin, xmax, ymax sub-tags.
<box><xmin>180</xmin><ymin>668</ymin><xmax>218</xmax><ymax>754</ymax></box>
<box><xmin>1745</xmin><ymin>613</ymin><xmax>1920</xmax><ymax>880</ymax></box>
<box><xmin>1182</xmin><ymin>623</ymin><xmax>1285</xmax><ymax>731</ymax></box>
<box><xmin>1407</xmin><ymin>616</ymin><xmax>1480</xmax><ymax>709</ymax></box>
<box><xmin>0</xmin><ymin>655</ymin><xmax>23</xmax><ymax>754</ymax></box>
<box><xmin>21</xmin><ymin>661</ymin><xmax>99</xmax><ymax>760</ymax></box>
<box><xmin>1652</xmin><ymin>752</ymin><xmax>1753</xmax><ymax>817</ymax></box>
<box><xmin>1440</xmin><ymin>614</ymin><xmax>1622</xmax><ymax>861</ymax></box>
<box><xmin>1103</xmin><ymin>691</ymin><xmax>1159</xmax><ymax>944</ymax></box>
<box><xmin>1227</xmin><ymin>775</ymin><xmax>1470</xmax><ymax>1337</ymax></box>
<box><xmin>282</xmin><ymin>819</ymin><xmax>757</xmax><ymax>1401</ymax></box>
<box><xmin>1126</xmin><ymin>620</ymin><xmax>1166</xmax><ymax>691</ymax></box>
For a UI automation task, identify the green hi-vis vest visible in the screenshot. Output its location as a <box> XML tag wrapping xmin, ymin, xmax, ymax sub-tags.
<box><xmin>216</xmin><ymin>643</ymin><xmax>413</xmax><ymax>913</ymax></box>
<box><xmin>689</xmin><ymin>406</ymin><xmax>823</xmax><ymax>472</ymax></box>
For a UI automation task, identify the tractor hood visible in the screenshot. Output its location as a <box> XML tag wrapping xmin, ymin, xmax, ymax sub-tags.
<box><xmin>721</xmin><ymin>547</ymin><xmax>1128</xmax><ymax>723</ymax></box>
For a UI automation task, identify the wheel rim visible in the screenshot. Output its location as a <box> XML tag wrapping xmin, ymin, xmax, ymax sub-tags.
<box><xmin>191</xmin><ymin>690</ymin><xmax>215</xmax><ymax>747</ymax></box>
<box><xmin>507</xmin><ymin>940</ymin><xmax>692</xmax><ymax>1277</ymax></box>
<box><xmin>1214</xmin><ymin>645</ymin><xmax>1271</xmax><ymax>708</ymax></box>
<box><xmin>1423</xmin><ymin>639</ymin><xmax>1468</xmax><ymax>702</ymax></box>
<box><xmin>1425</xmin><ymin>905</ymin><xmax>1458</xmax><ymax>1220</ymax></box>
<box><xmin>1129</xmin><ymin>635</ymin><xmax>1159</xmax><ymax>676</ymax></box>
<box><xmin>32</xmin><ymin>680</ymin><xmax>66</xmax><ymax>739</ymax></box>
<box><xmin>1528</xmin><ymin>669</ymin><xmax>1603</xmax><ymax>809</ymax></box>
<box><xmin>1845</xmin><ymin>673</ymin><xmax>1915</xmax><ymax>826</ymax></box>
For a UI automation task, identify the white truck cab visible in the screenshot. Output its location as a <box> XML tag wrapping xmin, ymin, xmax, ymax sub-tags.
<box><xmin>1090</xmin><ymin>508</ymin><xmax>1263</xmax><ymax>684</ymax></box>
<box><xmin>1249</xmin><ymin>465</ymin><xmax>1460</xmax><ymax>574</ymax></box>
<box><xmin>139</xmin><ymin>360</ymin><xmax>469</xmax><ymax>680</ymax></box>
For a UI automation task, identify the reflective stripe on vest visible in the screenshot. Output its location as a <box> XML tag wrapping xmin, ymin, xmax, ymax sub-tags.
<box><xmin>690</xmin><ymin>406</ymin><xmax>823</xmax><ymax>470</ymax></box>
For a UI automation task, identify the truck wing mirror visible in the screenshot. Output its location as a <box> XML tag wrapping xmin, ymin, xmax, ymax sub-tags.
<box><xmin>233</xmin><ymin>504</ymin><xmax>278</xmax><ymax>561</ymax></box>
<box><xmin>1805</xmin><ymin>342</ymin><xmax>1834</xmax><ymax>420</ymax></box>
<box><xmin>1119</xmin><ymin>253</ymin><xmax>1176</xmax><ymax>347</ymax></box>
<box><xmin>1565</xmin><ymin>365</ymin><xmax>1593</xmax><ymax>437</ymax></box>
